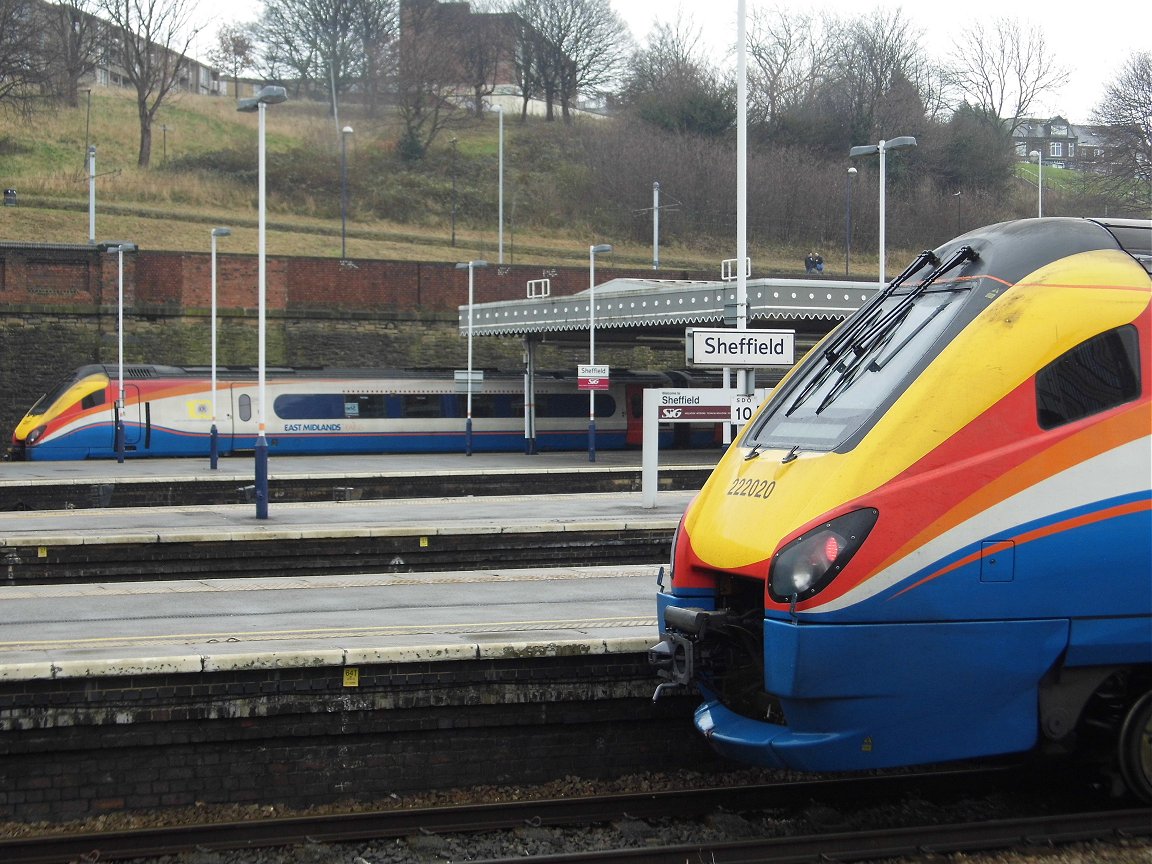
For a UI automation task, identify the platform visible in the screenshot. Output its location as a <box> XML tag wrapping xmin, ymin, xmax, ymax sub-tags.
<box><xmin>0</xmin><ymin>448</ymin><xmax>721</xmax><ymax>509</ymax></box>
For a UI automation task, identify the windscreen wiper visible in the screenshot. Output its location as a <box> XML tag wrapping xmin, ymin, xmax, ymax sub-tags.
<box><xmin>812</xmin><ymin>245</ymin><xmax>978</xmax><ymax>415</ymax></box>
<box><xmin>783</xmin><ymin>250</ymin><xmax>939</xmax><ymax>418</ymax></box>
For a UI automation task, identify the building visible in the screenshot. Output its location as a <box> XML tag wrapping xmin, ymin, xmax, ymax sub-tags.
<box><xmin>1012</xmin><ymin>116</ymin><xmax>1117</xmax><ymax>173</ymax></box>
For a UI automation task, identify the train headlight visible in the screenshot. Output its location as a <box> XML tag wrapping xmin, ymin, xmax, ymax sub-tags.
<box><xmin>768</xmin><ymin>508</ymin><xmax>878</xmax><ymax>603</ymax></box>
<box><xmin>24</xmin><ymin>425</ymin><xmax>47</xmax><ymax>446</ymax></box>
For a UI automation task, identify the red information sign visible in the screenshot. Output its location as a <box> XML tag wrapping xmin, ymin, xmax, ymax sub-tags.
<box><xmin>578</xmin><ymin>364</ymin><xmax>610</xmax><ymax>390</ymax></box>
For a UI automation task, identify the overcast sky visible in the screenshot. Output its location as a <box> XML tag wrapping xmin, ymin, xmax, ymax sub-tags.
<box><xmin>614</xmin><ymin>1</ymin><xmax>1138</xmax><ymax>122</ymax></box>
<box><xmin>189</xmin><ymin>0</ymin><xmax>1140</xmax><ymax>122</ymax></box>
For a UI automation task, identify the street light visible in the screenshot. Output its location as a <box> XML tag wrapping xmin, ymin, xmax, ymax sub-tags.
<box><xmin>98</xmin><ymin>241</ymin><xmax>138</xmax><ymax>463</ymax></box>
<box><xmin>1030</xmin><ymin>150</ymin><xmax>1043</xmax><ymax>217</ymax></box>
<box><xmin>455</xmin><ymin>260</ymin><xmax>489</xmax><ymax>456</ymax></box>
<box><xmin>340</xmin><ymin>126</ymin><xmax>353</xmax><ymax>259</ymax></box>
<box><xmin>88</xmin><ymin>146</ymin><xmax>96</xmax><ymax>244</ymax></box>
<box><xmin>237</xmin><ymin>84</ymin><xmax>288</xmax><ymax>520</ymax></box>
<box><xmin>450</xmin><ymin>137</ymin><xmax>458</xmax><ymax>247</ymax></box>
<box><xmin>849</xmin><ymin>136</ymin><xmax>917</xmax><ymax>285</ymax></box>
<box><xmin>491</xmin><ymin>103</ymin><xmax>504</xmax><ymax>264</ymax></box>
<box><xmin>845</xmin><ymin>166</ymin><xmax>857</xmax><ymax>277</ymax></box>
<box><xmin>209</xmin><ymin>227</ymin><xmax>231</xmax><ymax>470</ymax></box>
<box><xmin>588</xmin><ymin>243</ymin><xmax>612</xmax><ymax>463</ymax></box>
<box><xmin>953</xmin><ymin>190</ymin><xmax>962</xmax><ymax>235</ymax></box>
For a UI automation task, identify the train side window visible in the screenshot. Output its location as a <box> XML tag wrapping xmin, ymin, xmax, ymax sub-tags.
<box><xmin>401</xmin><ymin>394</ymin><xmax>443</xmax><ymax>418</ymax></box>
<box><xmin>469</xmin><ymin>394</ymin><xmax>519</xmax><ymax>418</ymax></box>
<box><xmin>81</xmin><ymin>390</ymin><xmax>107</xmax><ymax>409</ymax></box>
<box><xmin>238</xmin><ymin>394</ymin><xmax>252</xmax><ymax>422</ymax></box>
<box><xmin>345</xmin><ymin>394</ymin><xmax>388</xmax><ymax>419</ymax></box>
<box><xmin>1036</xmin><ymin>325</ymin><xmax>1141</xmax><ymax>429</ymax></box>
<box><xmin>275</xmin><ymin>393</ymin><xmax>345</xmax><ymax>419</ymax></box>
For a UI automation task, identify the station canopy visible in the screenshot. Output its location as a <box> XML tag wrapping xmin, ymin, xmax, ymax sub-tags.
<box><xmin>459</xmin><ymin>276</ymin><xmax>879</xmax><ymax>356</ymax></box>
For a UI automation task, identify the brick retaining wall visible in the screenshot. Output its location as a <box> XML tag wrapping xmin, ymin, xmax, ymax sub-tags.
<box><xmin>0</xmin><ymin>650</ymin><xmax>715</xmax><ymax>822</ymax></box>
<box><xmin>0</xmin><ymin>245</ymin><xmax>695</xmax><ymax>446</ymax></box>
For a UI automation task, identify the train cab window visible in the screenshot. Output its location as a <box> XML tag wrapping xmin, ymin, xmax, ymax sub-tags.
<box><xmin>81</xmin><ymin>390</ymin><xmax>107</xmax><ymax>409</ymax></box>
<box><xmin>1036</xmin><ymin>325</ymin><xmax>1141</xmax><ymax>429</ymax></box>
<box><xmin>238</xmin><ymin>394</ymin><xmax>252</xmax><ymax>422</ymax></box>
<box><xmin>744</xmin><ymin>286</ymin><xmax>968</xmax><ymax>451</ymax></box>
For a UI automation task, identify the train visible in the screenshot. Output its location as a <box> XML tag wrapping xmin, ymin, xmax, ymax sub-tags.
<box><xmin>9</xmin><ymin>365</ymin><xmax>719</xmax><ymax>461</ymax></box>
<box><xmin>650</xmin><ymin>217</ymin><xmax>1152</xmax><ymax>802</ymax></box>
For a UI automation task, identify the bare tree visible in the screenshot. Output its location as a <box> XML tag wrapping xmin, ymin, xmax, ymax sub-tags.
<box><xmin>458</xmin><ymin>8</ymin><xmax>512</xmax><ymax>116</ymax></box>
<box><xmin>256</xmin><ymin>0</ymin><xmax>395</xmax><ymax>113</ymax></box>
<box><xmin>945</xmin><ymin>18</ymin><xmax>1068</xmax><ymax>134</ymax></box>
<box><xmin>357</xmin><ymin>0</ymin><xmax>398</xmax><ymax>117</ymax></box>
<box><xmin>1091</xmin><ymin>51</ymin><xmax>1152</xmax><ymax>199</ymax></box>
<box><xmin>42</xmin><ymin>0</ymin><xmax>106</xmax><ymax>108</ymax></box>
<box><xmin>511</xmin><ymin>0</ymin><xmax>631</xmax><ymax>122</ymax></box>
<box><xmin>208</xmin><ymin>23</ymin><xmax>257</xmax><ymax>98</ymax></box>
<box><xmin>99</xmin><ymin>0</ymin><xmax>202</xmax><ymax>167</ymax></box>
<box><xmin>745</xmin><ymin>6</ymin><xmax>830</xmax><ymax>132</ymax></box>
<box><xmin>256</xmin><ymin>0</ymin><xmax>320</xmax><ymax>94</ymax></box>
<box><xmin>622</xmin><ymin>14</ymin><xmax>734</xmax><ymax>137</ymax></box>
<box><xmin>395</xmin><ymin>0</ymin><xmax>464</xmax><ymax>157</ymax></box>
<box><xmin>0</xmin><ymin>0</ymin><xmax>54</xmax><ymax>116</ymax></box>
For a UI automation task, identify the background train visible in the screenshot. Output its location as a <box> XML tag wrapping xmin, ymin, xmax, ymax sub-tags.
<box><xmin>9</xmin><ymin>365</ymin><xmax>721</xmax><ymax>461</ymax></box>
<box><xmin>651</xmin><ymin>217</ymin><xmax>1152</xmax><ymax>801</ymax></box>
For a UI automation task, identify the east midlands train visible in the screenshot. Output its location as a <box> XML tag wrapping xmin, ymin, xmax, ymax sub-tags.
<box><xmin>650</xmin><ymin>217</ymin><xmax>1152</xmax><ymax>802</ymax></box>
<box><xmin>9</xmin><ymin>366</ymin><xmax>716</xmax><ymax>461</ymax></box>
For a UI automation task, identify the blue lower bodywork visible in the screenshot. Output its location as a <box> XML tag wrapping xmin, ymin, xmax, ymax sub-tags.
<box><xmin>26</xmin><ymin>424</ymin><xmax>633</xmax><ymax>460</ymax></box>
<box><xmin>655</xmin><ymin>588</ymin><xmax>1117</xmax><ymax>772</ymax></box>
<box><xmin>694</xmin><ymin>617</ymin><xmax>1070</xmax><ymax>771</ymax></box>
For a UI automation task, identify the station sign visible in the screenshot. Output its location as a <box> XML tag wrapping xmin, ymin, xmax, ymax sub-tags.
<box><xmin>687</xmin><ymin>328</ymin><xmax>795</xmax><ymax>367</ymax></box>
<box><xmin>657</xmin><ymin>389</ymin><xmax>734</xmax><ymax>422</ymax></box>
<box><xmin>578</xmin><ymin>364</ymin><xmax>610</xmax><ymax>390</ymax></box>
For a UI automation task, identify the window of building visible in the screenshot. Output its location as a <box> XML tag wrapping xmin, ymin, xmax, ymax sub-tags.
<box><xmin>1049</xmin><ymin>142</ymin><xmax>1063</xmax><ymax>158</ymax></box>
<box><xmin>1067</xmin><ymin>143</ymin><xmax>1075</xmax><ymax>157</ymax></box>
<box><xmin>1036</xmin><ymin>325</ymin><xmax>1141</xmax><ymax>429</ymax></box>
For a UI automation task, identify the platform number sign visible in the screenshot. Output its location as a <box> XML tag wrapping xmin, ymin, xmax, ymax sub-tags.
<box><xmin>731</xmin><ymin>393</ymin><xmax>761</xmax><ymax>425</ymax></box>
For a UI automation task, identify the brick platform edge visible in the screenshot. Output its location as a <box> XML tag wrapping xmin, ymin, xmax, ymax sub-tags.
<box><xmin>0</xmin><ymin>640</ymin><xmax>721</xmax><ymax>822</ymax></box>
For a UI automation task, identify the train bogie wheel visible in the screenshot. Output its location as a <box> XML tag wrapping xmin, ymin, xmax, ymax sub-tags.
<box><xmin>1117</xmin><ymin>690</ymin><xmax>1152</xmax><ymax>804</ymax></box>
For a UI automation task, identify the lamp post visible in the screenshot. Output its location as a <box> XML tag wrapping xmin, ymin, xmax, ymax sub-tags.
<box><xmin>340</xmin><ymin>126</ymin><xmax>353</xmax><ymax>259</ymax></box>
<box><xmin>953</xmin><ymin>190</ymin><xmax>962</xmax><ymax>235</ymax></box>
<box><xmin>237</xmin><ymin>84</ymin><xmax>288</xmax><ymax>520</ymax></box>
<box><xmin>587</xmin><ymin>243</ymin><xmax>612</xmax><ymax>463</ymax></box>
<box><xmin>849</xmin><ymin>136</ymin><xmax>917</xmax><ymax>285</ymax></box>
<box><xmin>1030</xmin><ymin>150</ymin><xmax>1043</xmax><ymax>217</ymax></box>
<box><xmin>450</xmin><ymin>137</ymin><xmax>458</xmax><ymax>247</ymax></box>
<box><xmin>455</xmin><ymin>260</ymin><xmax>488</xmax><ymax>456</ymax></box>
<box><xmin>491</xmin><ymin>104</ymin><xmax>504</xmax><ymax>264</ymax></box>
<box><xmin>98</xmin><ymin>242</ymin><xmax>138</xmax><ymax>463</ymax></box>
<box><xmin>845</xmin><ymin>166</ymin><xmax>857</xmax><ymax>277</ymax></box>
<box><xmin>209</xmin><ymin>227</ymin><xmax>231</xmax><ymax>470</ymax></box>
<box><xmin>88</xmin><ymin>146</ymin><xmax>96</xmax><ymax>244</ymax></box>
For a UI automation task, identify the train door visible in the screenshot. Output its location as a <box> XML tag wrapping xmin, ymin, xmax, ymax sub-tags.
<box><xmin>224</xmin><ymin>384</ymin><xmax>257</xmax><ymax>452</ymax></box>
<box><xmin>626</xmin><ymin>384</ymin><xmax>645</xmax><ymax>447</ymax></box>
<box><xmin>120</xmin><ymin>384</ymin><xmax>144</xmax><ymax>451</ymax></box>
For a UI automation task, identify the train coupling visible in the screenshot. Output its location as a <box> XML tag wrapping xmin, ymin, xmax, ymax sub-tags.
<box><xmin>649</xmin><ymin>606</ymin><xmax>729</xmax><ymax>701</ymax></box>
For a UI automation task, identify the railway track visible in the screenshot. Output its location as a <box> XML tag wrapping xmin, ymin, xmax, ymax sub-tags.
<box><xmin>1</xmin><ymin>524</ymin><xmax>673</xmax><ymax>584</ymax></box>
<box><xmin>4</xmin><ymin>769</ymin><xmax>1148</xmax><ymax>864</ymax></box>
